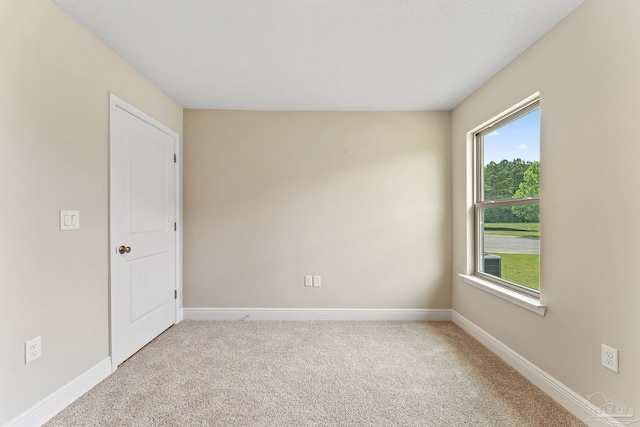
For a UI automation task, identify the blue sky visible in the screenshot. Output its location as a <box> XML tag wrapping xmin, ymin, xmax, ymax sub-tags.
<box><xmin>483</xmin><ymin>109</ymin><xmax>540</xmax><ymax>164</ymax></box>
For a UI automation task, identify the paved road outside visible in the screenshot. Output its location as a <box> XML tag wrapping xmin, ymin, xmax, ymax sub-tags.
<box><xmin>484</xmin><ymin>235</ymin><xmax>539</xmax><ymax>254</ymax></box>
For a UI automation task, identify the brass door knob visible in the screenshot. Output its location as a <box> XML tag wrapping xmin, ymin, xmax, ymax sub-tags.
<box><xmin>118</xmin><ymin>245</ymin><xmax>132</xmax><ymax>254</ymax></box>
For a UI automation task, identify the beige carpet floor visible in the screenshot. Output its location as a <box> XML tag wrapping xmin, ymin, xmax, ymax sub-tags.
<box><xmin>46</xmin><ymin>321</ymin><xmax>585</xmax><ymax>426</ymax></box>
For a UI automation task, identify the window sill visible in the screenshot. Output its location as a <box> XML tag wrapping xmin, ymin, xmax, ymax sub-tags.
<box><xmin>459</xmin><ymin>274</ymin><xmax>547</xmax><ymax>316</ymax></box>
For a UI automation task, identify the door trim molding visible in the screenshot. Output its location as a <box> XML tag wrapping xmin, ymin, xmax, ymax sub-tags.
<box><xmin>108</xmin><ymin>93</ymin><xmax>182</xmax><ymax>372</ymax></box>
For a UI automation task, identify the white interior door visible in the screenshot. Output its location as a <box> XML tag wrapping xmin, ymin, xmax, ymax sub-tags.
<box><xmin>110</xmin><ymin>95</ymin><xmax>178</xmax><ymax>367</ymax></box>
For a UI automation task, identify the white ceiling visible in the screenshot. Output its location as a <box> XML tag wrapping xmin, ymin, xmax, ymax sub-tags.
<box><xmin>51</xmin><ymin>0</ymin><xmax>583</xmax><ymax>111</ymax></box>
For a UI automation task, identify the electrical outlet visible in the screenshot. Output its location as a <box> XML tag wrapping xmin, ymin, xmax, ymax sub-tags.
<box><xmin>313</xmin><ymin>275</ymin><xmax>321</xmax><ymax>287</ymax></box>
<box><xmin>25</xmin><ymin>337</ymin><xmax>41</xmax><ymax>364</ymax></box>
<box><xmin>601</xmin><ymin>344</ymin><xmax>618</xmax><ymax>373</ymax></box>
<box><xmin>304</xmin><ymin>275</ymin><xmax>313</xmax><ymax>287</ymax></box>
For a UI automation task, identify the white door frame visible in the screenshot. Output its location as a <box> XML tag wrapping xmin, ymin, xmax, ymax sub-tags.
<box><xmin>108</xmin><ymin>93</ymin><xmax>182</xmax><ymax>372</ymax></box>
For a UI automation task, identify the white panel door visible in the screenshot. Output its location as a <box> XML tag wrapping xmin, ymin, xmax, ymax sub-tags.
<box><xmin>111</xmin><ymin>100</ymin><xmax>177</xmax><ymax>367</ymax></box>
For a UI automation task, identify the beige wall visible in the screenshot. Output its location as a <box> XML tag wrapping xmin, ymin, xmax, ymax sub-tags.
<box><xmin>0</xmin><ymin>0</ymin><xmax>182</xmax><ymax>423</ymax></box>
<box><xmin>6</xmin><ymin>0</ymin><xmax>635</xmax><ymax>422</ymax></box>
<box><xmin>452</xmin><ymin>0</ymin><xmax>640</xmax><ymax>414</ymax></box>
<box><xmin>184</xmin><ymin>111</ymin><xmax>451</xmax><ymax>309</ymax></box>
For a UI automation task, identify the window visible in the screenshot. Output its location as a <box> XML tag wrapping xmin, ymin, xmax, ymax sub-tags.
<box><xmin>474</xmin><ymin>98</ymin><xmax>540</xmax><ymax>298</ymax></box>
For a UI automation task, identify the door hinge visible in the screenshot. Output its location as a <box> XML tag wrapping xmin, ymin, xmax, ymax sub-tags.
<box><xmin>174</xmin><ymin>290</ymin><xmax>177</xmax><ymax>299</ymax></box>
<box><xmin>174</xmin><ymin>154</ymin><xmax>177</xmax><ymax>163</ymax></box>
<box><xmin>174</xmin><ymin>222</ymin><xmax>177</xmax><ymax>231</ymax></box>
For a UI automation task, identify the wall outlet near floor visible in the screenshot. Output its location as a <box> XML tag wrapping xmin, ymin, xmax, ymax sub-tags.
<box><xmin>25</xmin><ymin>336</ymin><xmax>41</xmax><ymax>364</ymax></box>
<box><xmin>304</xmin><ymin>275</ymin><xmax>313</xmax><ymax>287</ymax></box>
<box><xmin>601</xmin><ymin>344</ymin><xmax>618</xmax><ymax>373</ymax></box>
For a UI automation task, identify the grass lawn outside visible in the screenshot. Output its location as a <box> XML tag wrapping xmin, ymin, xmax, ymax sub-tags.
<box><xmin>485</xmin><ymin>222</ymin><xmax>540</xmax><ymax>238</ymax></box>
<box><xmin>492</xmin><ymin>252</ymin><xmax>540</xmax><ymax>291</ymax></box>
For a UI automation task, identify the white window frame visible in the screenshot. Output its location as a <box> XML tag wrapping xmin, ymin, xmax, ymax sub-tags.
<box><xmin>472</xmin><ymin>96</ymin><xmax>541</xmax><ymax>299</ymax></box>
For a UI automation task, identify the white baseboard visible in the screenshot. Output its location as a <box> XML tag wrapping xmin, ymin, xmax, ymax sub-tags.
<box><xmin>451</xmin><ymin>311</ymin><xmax>627</xmax><ymax>427</ymax></box>
<box><xmin>4</xmin><ymin>357</ymin><xmax>112</xmax><ymax>427</ymax></box>
<box><xmin>183</xmin><ymin>308</ymin><xmax>451</xmax><ymax>321</ymax></box>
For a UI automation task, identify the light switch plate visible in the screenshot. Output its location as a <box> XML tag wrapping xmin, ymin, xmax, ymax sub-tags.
<box><xmin>60</xmin><ymin>211</ymin><xmax>80</xmax><ymax>230</ymax></box>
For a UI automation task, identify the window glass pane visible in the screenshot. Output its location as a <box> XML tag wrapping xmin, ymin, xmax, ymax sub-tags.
<box><xmin>482</xmin><ymin>109</ymin><xmax>540</xmax><ymax>201</ymax></box>
<box><xmin>480</xmin><ymin>205</ymin><xmax>540</xmax><ymax>291</ymax></box>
